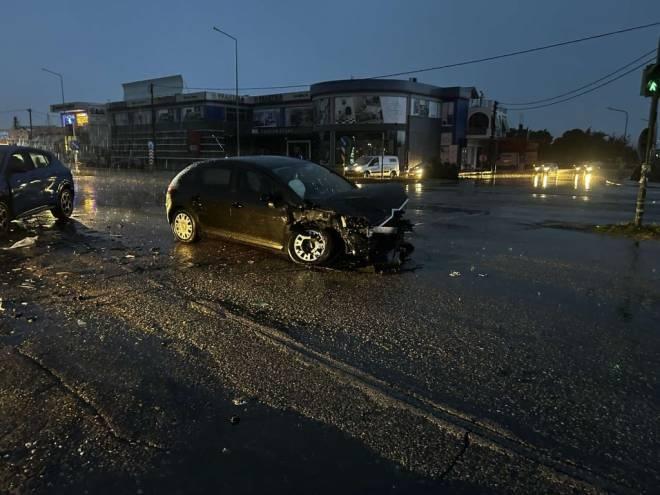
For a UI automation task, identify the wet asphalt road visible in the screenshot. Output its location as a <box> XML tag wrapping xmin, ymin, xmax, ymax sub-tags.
<box><xmin>1</xmin><ymin>168</ymin><xmax>660</xmax><ymax>494</ymax></box>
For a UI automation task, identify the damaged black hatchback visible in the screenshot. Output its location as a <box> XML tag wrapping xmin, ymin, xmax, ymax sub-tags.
<box><xmin>166</xmin><ymin>156</ymin><xmax>410</xmax><ymax>266</ymax></box>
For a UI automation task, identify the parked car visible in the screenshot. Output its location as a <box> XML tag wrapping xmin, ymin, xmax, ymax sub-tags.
<box><xmin>0</xmin><ymin>145</ymin><xmax>74</xmax><ymax>235</ymax></box>
<box><xmin>344</xmin><ymin>155</ymin><xmax>400</xmax><ymax>178</ymax></box>
<box><xmin>166</xmin><ymin>156</ymin><xmax>410</xmax><ymax>266</ymax></box>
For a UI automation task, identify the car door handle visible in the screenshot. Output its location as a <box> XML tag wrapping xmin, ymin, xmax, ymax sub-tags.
<box><xmin>231</xmin><ymin>202</ymin><xmax>243</xmax><ymax>208</ymax></box>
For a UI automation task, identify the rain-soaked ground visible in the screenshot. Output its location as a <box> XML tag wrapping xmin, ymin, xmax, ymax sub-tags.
<box><xmin>1</xmin><ymin>168</ymin><xmax>659</xmax><ymax>494</ymax></box>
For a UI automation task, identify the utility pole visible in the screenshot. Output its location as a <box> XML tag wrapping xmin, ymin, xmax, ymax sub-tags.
<box><xmin>634</xmin><ymin>38</ymin><xmax>660</xmax><ymax>227</ymax></box>
<box><xmin>150</xmin><ymin>83</ymin><xmax>157</xmax><ymax>169</ymax></box>
<box><xmin>489</xmin><ymin>101</ymin><xmax>499</xmax><ymax>173</ymax></box>
<box><xmin>27</xmin><ymin>108</ymin><xmax>33</xmax><ymax>141</ymax></box>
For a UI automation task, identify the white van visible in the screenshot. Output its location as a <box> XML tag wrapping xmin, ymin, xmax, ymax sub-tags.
<box><xmin>346</xmin><ymin>156</ymin><xmax>400</xmax><ymax>178</ymax></box>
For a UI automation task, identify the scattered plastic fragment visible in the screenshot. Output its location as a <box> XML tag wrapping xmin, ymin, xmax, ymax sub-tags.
<box><xmin>3</xmin><ymin>236</ymin><xmax>38</xmax><ymax>250</ymax></box>
<box><xmin>229</xmin><ymin>416</ymin><xmax>240</xmax><ymax>425</ymax></box>
<box><xmin>221</xmin><ymin>447</ymin><xmax>231</xmax><ymax>455</ymax></box>
<box><xmin>77</xmin><ymin>319</ymin><xmax>87</xmax><ymax>327</ymax></box>
<box><xmin>125</xmin><ymin>254</ymin><xmax>136</xmax><ymax>259</ymax></box>
<box><xmin>449</xmin><ymin>271</ymin><xmax>461</xmax><ymax>278</ymax></box>
<box><xmin>232</xmin><ymin>398</ymin><xmax>247</xmax><ymax>406</ymax></box>
<box><xmin>247</xmin><ymin>260</ymin><xmax>255</xmax><ymax>265</ymax></box>
<box><xmin>478</xmin><ymin>273</ymin><xmax>488</xmax><ymax>278</ymax></box>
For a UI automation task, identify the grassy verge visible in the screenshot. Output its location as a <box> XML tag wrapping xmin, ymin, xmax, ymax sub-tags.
<box><xmin>593</xmin><ymin>223</ymin><xmax>660</xmax><ymax>240</ymax></box>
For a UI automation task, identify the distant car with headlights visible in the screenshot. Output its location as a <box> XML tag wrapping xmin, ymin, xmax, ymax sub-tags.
<box><xmin>406</xmin><ymin>162</ymin><xmax>427</xmax><ymax>179</ymax></box>
<box><xmin>166</xmin><ymin>156</ymin><xmax>410</xmax><ymax>266</ymax></box>
<box><xmin>344</xmin><ymin>155</ymin><xmax>400</xmax><ymax>178</ymax></box>
<box><xmin>0</xmin><ymin>145</ymin><xmax>74</xmax><ymax>235</ymax></box>
<box><xmin>573</xmin><ymin>163</ymin><xmax>599</xmax><ymax>173</ymax></box>
<box><xmin>533</xmin><ymin>163</ymin><xmax>559</xmax><ymax>174</ymax></box>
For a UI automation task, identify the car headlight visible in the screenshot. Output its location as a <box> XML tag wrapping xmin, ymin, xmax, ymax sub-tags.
<box><xmin>354</xmin><ymin>166</ymin><xmax>363</xmax><ymax>172</ymax></box>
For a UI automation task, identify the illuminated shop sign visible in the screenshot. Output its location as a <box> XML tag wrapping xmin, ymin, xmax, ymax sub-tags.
<box><xmin>61</xmin><ymin>112</ymin><xmax>89</xmax><ymax>127</ymax></box>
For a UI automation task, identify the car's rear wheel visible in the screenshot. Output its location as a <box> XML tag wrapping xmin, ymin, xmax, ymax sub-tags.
<box><xmin>0</xmin><ymin>201</ymin><xmax>10</xmax><ymax>236</ymax></box>
<box><xmin>363</xmin><ymin>171</ymin><xmax>370</xmax><ymax>178</ymax></box>
<box><xmin>390</xmin><ymin>170</ymin><xmax>397</xmax><ymax>178</ymax></box>
<box><xmin>171</xmin><ymin>209</ymin><xmax>199</xmax><ymax>243</ymax></box>
<box><xmin>52</xmin><ymin>188</ymin><xmax>74</xmax><ymax>220</ymax></box>
<box><xmin>287</xmin><ymin>227</ymin><xmax>334</xmax><ymax>266</ymax></box>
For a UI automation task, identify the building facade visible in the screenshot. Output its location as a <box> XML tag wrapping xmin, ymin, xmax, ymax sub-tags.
<box><xmin>52</xmin><ymin>75</ymin><xmax>504</xmax><ymax>171</ymax></box>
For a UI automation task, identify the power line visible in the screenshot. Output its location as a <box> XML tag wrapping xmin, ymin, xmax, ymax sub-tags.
<box><xmin>502</xmin><ymin>58</ymin><xmax>654</xmax><ymax>111</ymax></box>
<box><xmin>151</xmin><ymin>21</ymin><xmax>660</xmax><ymax>93</ymax></box>
<box><xmin>368</xmin><ymin>21</ymin><xmax>660</xmax><ymax>79</ymax></box>
<box><xmin>500</xmin><ymin>48</ymin><xmax>656</xmax><ymax>105</ymax></box>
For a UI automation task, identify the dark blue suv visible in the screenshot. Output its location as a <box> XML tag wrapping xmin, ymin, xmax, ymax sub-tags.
<box><xmin>0</xmin><ymin>145</ymin><xmax>74</xmax><ymax>235</ymax></box>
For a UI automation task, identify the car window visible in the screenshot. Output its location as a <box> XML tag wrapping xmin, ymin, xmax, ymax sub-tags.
<box><xmin>9</xmin><ymin>153</ymin><xmax>35</xmax><ymax>174</ymax></box>
<box><xmin>239</xmin><ymin>170</ymin><xmax>275</xmax><ymax>197</ymax></box>
<box><xmin>272</xmin><ymin>161</ymin><xmax>355</xmax><ymax>201</ymax></box>
<box><xmin>201</xmin><ymin>166</ymin><xmax>232</xmax><ymax>190</ymax></box>
<box><xmin>30</xmin><ymin>152</ymin><xmax>51</xmax><ymax>168</ymax></box>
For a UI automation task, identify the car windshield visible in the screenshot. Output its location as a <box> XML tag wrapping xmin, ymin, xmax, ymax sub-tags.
<box><xmin>355</xmin><ymin>156</ymin><xmax>373</xmax><ymax>166</ymax></box>
<box><xmin>272</xmin><ymin>161</ymin><xmax>355</xmax><ymax>201</ymax></box>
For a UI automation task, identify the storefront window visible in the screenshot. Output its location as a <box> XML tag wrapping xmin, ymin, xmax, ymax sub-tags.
<box><xmin>334</xmin><ymin>95</ymin><xmax>406</xmax><ymax>124</ymax></box>
<box><xmin>334</xmin><ymin>130</ymin><xmax>405</xmax><ymax>168</ymax></box>
<box><xmin>411</xmin><ymin>98</ymin><xmax>440</xmax><ymax>118</ymax></box>
<box><xmin>253</xmin><ymin>108</ymin><xmax>280</xmax><ymax>127</ymax></box>
<box><xmin>285</xmin><ymin>106</ymin><xmax>313</xmax><ymax>127</ymax></box>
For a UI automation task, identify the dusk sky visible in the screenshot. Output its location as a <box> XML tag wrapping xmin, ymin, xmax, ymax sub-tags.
<box><xmin>2</xmin><ymin>0</ymin><xmax>659</xmax><ymax>141</ymax></box>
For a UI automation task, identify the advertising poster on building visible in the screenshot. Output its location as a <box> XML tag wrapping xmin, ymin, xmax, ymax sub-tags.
<box><xmin>314</xmin><ymin>98</ymin><xmax>330</xmax><ymax>125</ymax></box>
<box><xmin>285</xmin><ymin>106</ymin><xmax>313</xmax><ymax>127</ymax></box>
<box><xmin>380</xmin><ymin>97</ymin><xmax>406</xmax><ymax>124</ymax></box>
<box><xmin>334</xmin><ymin>95</ymin><xmax>406</xmax><ymax>124</ymax></box>
<box><xmin>253</xmin><ymin>108</ymin><xmax>280</xmax><ymax>127</ymax></box>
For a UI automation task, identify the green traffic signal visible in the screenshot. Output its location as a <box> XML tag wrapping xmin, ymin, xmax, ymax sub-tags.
<box><xmin>649</xmin><ymin>80</ymin><xmax>659</xmax><ymax>93</ymax></box>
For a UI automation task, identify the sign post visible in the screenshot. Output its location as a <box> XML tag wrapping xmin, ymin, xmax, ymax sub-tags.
<box><xmin>634</xmin><ymin>38</ymin><xmax>660</xmax><ymax>227</ymax></box>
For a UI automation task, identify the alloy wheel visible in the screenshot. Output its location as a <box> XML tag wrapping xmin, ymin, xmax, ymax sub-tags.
<box><xmin>173</xmin><ymin>212</ymin><xmax>194</xmax><ymax>241</ymax></box>
<box><xmin>60</xmin><ymin>190</ymin><xmax>73</xmax><ymax>216</ymax></box>
<box><xmin>293</xmin><ymin>230</ymin><xmax>326</xmax><ymax>262</ymax></box>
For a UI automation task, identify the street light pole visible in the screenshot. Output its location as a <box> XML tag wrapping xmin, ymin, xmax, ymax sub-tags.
<box><xmin>41</xmin><ymin>68</ymin><xmax>65</xmax><ymax>104</ymax></box>
<box><xmin>42</xmin><ymin>67</ymin><xmax>76</xmax><ymax>165</ymax></box>
<box><xmin>606</xmin><ymin>106</ymin><xmax>629</xmax><ymax>143</ymax></box>
<box><xmin>212</xmin><ymin>26</ymin><xmax>240</xmax><ymax>156</ymax></box>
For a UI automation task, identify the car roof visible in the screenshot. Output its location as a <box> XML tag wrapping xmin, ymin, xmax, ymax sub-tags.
<box><xmin>0</xmin><ymin>144</ymin><xmax>49</xmax><ymax>154</ymax></box>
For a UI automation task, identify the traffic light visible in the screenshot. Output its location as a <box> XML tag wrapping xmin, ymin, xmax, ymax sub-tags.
<box><xmin>641</xmin><ymin>63</ymin><xmax>660</xmax><ymax>97</ymax></box>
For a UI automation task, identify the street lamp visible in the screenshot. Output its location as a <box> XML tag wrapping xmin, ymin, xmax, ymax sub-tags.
<box><xmin>606</xmin><ymin>106</ymin><xmax>629</xmax><ymax>144</ymax></box>
<box><xmin>41</xmin><ymin>68</ymin><xmax>65</xmax><ymax>104</ymax></box>
<box><xmin>212</xmin><ymin>26</ymin><xmax>240</xmax><ymax>156</ymax></box>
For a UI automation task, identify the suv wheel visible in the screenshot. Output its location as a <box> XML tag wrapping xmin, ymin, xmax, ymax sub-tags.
<box><xmin>171</xmin><ymin>209</ymin><xmax>199</xmax><ymax>243</ymax></box>
<box><xmin>0</xmin><ymin>201</ymin><xmax>10</xmax><ymax>236</ymax></box>
<box><xmin>52</xmin><ymin>188</ymin><xmax>74</xmax><ymax>220</ymax></box>
<box><xmin>287</xmin><ymin>227</ymin><xmax>334</xmax><ymax>266</ymax></box>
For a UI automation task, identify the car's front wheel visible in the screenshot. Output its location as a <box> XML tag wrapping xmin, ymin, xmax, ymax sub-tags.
<box><xmin>171</xmin><ymin>209</ymin><xmax>199</xmax><ymax>243</ymax></box>
<box><xmin>287</xmin><ymin>227</ymin><xmax>334</xmax><ymax>266</ymax></box>
<box><xmin>363</xmin><ymin>171</ymin><xmax>370</xmax><ymax>178</ymax></box>
<box><xmin>0</xmin><ymin>201</ymin><xmax>10</xmax><ymax>236</ymax></box>
<box><xmin>52</xmin><ymin>188</ymin><xmax>74</xmax><ymax>220</ymax></box>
